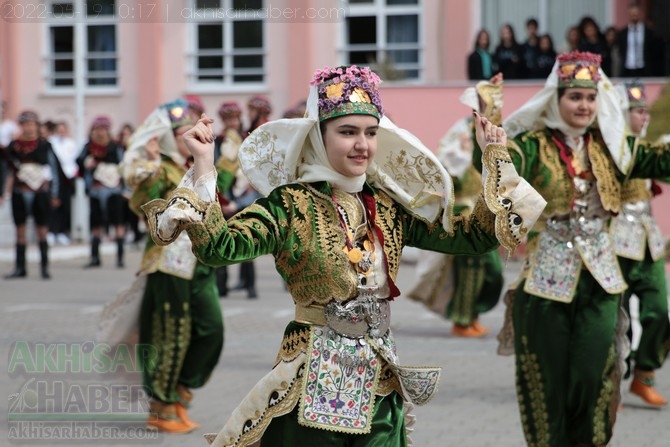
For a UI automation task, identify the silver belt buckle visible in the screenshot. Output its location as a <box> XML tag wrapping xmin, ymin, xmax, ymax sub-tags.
<box><xmin>324</xmin><ymin>289</ymin><xmax>390</xmax><ymax>339</ymax></box>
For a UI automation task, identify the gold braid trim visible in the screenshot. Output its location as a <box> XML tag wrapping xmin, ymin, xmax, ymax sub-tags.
<box><xmin>274</xmin><ymin>327</ymin><xmax>311</xmax><ymax>366</ymax></box>
<box><xmin>476</xmin><ymin>81</ymin><xmax>503</xmax><ymax>125</ymax></box>
<box><xmin>593</xmin><ymin>345</ymin><xmax>617</xmax><ymax>446</ymax></box>
<box><xmin>481</xmin><ymin>143</ymin><xmax>524</xmax><ymax>252</ymax></box>
<box><xmin>187</xmin><ymin>201</ymin><xmax>226</xmax><ymax>248</ymax></box>
<box><xmin>517</xmin><ymin>336</ymin><xmax>550</xmax><ymax>447</ymax></box>
<box><xmin>205</xmin><ymin>365</ymin><xmax>304</xmax><ymax>447</ymax></box>
<box><xmin>142</xmin><ymin>187</ymin><xmax>212</xmax><ymax>246</ymax></box>
<box><xmin>530</xmin><ymin>130</ymin><xmax>573</xmax><ymax>217</ymax></box>
<box><xmin>587</xmin><ymin>136</ymin><xmax>622</xmax><ymax>213</ymax></box>
<box><xmin>620</xmin><ymin>178</ymin><xmax>652</xmax><ymax>204</ymax></box>
<box><xmin>215</xmin><ymin>156</ymin><xmax>239</xmax><ymax>176</ymax></box>
<box><xmin>470</xmin><ymin>197</ymin><xmax>496</xmax><ymax>235</ymax></box>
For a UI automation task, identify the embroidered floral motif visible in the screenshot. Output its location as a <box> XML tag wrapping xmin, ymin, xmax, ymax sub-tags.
<box><xmin>524</xmin><ymin>232</ymin><xmax>582</xmax><ymax>302</ymax></box>
<box><xmin>298</xmin><ymin>327</ymin><xmax>380</xmax><ymax>434</ymax></box>
<box><xmin>587</xmin><ymin>134</ymin><xmax>621</xmax><ymax>213</ymax></box>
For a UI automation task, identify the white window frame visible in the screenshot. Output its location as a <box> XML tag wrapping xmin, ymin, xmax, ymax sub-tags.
<box><xmin>42</xmin><ymin>0</ymin><xmax>119</xmax><ymax>95</ymax></box>
<box><xmin>186</xmin><ymin>0</ymin><xmax>267</xmax><ymax>94</ymax></box>
<box><xmin>340</xmin><ymin>0</ymin><xmax>423</xmax><ymax>83</ymax></box>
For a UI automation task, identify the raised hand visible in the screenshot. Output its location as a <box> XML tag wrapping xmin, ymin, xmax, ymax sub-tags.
<box><xmin>183</xmin><ymin>113</ymin><xmax>216</xmax><ymax>161</ymax></box>
<box><xmin>474</xmin><ymin>112</ymin><xmax>507</xmax><ymax>148</ymax></box>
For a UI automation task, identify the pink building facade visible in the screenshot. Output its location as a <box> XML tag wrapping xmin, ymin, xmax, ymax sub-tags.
<box><xmin>1</xmin><ymin>0</ymin><xmax>670</xmax><ymax>234</ymax></box>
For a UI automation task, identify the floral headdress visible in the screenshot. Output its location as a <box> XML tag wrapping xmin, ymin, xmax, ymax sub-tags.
<box><xmin>556</xmin><ymin>51</ymin><xmax>602</xmax><ymax>89</ymax></box>
<box><xmin>18</xmin><ymin>110</ymin><xmax>39</xmax><ymax>124</ymax></box>
<box><xmin>311</xmin><ymin>65</ymin><xmax>383</xmax><ymax>121</ymax></box>
<box><xmin>247</xmin><ymin>95</ymin><xmax>272</xmax><ymax>115</ymax></box>
<box><xmin>90</xmin><ymin>115</ymin><xmax>112</xmax><ymax>129</ymax></box>
<box><xmin>625</xmin><ymin>80</ymin><xmax>647</xmax><ymax>109</ymax></box>
<box><xmin>218</xmin><ymin>101</ymin><xmax>242</xmax><ymax>118</ymax></box>
<box><xmin>165</xmin><ymin>99</ymin><xmax>196</xmax><ymax>132</ymax></box>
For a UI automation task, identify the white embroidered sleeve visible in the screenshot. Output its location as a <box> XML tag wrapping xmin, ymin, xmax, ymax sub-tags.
<box><xmin>481</xmin><ymin>143</ymin><xmax>547</xmax><ymax>253</ymax></box>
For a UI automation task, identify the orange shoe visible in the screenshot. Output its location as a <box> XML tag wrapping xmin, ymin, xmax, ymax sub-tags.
<box><xmin>452</xmin><ymin>324</ymin><xmax>486</xmax><ymax>338</ymax></box>
<box><xmin>146</xmin><ymin>401</ymin><xmax>195</xmax><ymax>434</ymax></box>
<box><xmin>176</xmin><ymin>402</ymin><xmax>200</xmax><ymax>430</ymax></box>
<box><xmin>176</xmin><ymin>384</ymin><xmax>200</xmax><ymax>430</ymax></box>
<box><xmin>630</xmin><ymin>370</ymin><xmax>668</xmax><ymax>408</ymax></box>
<box><xmin>471</xmin><ymin>320</ymin><xmax>490</xmax><ymax>336</ymax></box>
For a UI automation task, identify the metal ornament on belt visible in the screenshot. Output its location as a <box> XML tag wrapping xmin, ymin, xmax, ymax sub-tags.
<box><xmin>324</xmin><ymin>286</ymin><xmax>391</xmax><ymax>339</ymax></box>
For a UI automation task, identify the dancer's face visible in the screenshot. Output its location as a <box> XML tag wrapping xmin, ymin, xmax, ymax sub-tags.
<box><xmin>322</xmin><ymin>114</ymin><xmax>379</xmax><ymax>178</ymax></box>
<box><xmin>558</xmin><ymin>88</ymin><xmax>597</xmax><ymax>129</ymax></box>
<box><xmin>629</xmin><ymin>107</ymin><xmax>649</xmax><ymax>136</ymax></box>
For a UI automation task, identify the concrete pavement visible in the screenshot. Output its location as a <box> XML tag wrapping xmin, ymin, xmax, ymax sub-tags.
<box><xmin>0</xmin><ymin>245</ymin><xmax>668</xmax><ymax>446</ymax></box>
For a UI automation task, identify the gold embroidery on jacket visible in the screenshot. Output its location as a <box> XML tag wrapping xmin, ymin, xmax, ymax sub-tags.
<box><xmin>274</xmin><ymin>328</ymin><xmax>311</xmax><ymax>366</ymax></box>
<box><xmin>588</xmin><ymin>135</ymin><xmax>621</xmax><ymax>213</ymax></box>
<box><xmin>531</xmin><ymin>131</ymin><xmax>572</xmax><ymax>217</ymax></box>
<box><xmin>620</xmin><ymin>178</ymin><xmax>652</xmax><ymax>204</ymax></box>
<box><xmin>593</xmin><ymin>344</ymin><xmax>617</xmax><ymax>446</ymax></box>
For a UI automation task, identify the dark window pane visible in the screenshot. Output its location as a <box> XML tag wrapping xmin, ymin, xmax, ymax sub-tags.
<box><xmin>387</xmin><ymin>15</ymin><xmax>418</xmax><ymax>43</ymax></box>
<box><xmin>51</xmin><ymin>26</ymin><xmax>73</xmax><ymax>53</ymax></box>
<box><xmin>51</xmin><ymin>2</ymin><xmax>73</xmax><ymax>14</ymax></box>
<box><xmin>233</xmin><ymin>55</ymin><xmax>263</xmax><ymax>69</ymax></box>
<box><xmin>347</xmin><ymin>17</ymin><xmax>376</xmax><ymax>44</ymax></box>
<box><xmin>233</xmin><ymin>0</ymin><xmax>262</xmax><ymax>9</ymax></box>
<box><xmin>196</xmin><ymin>0</ymin><xmax>220</xmax><ymax>8</ymax></box>
<box><xmin>198</xmin><ymin>55</ymin><xmax>223</xmax><ymax>70</ymax></box>
<box><xmin>233</xmin><ymin>21</ymin><xmax>262</xmax><ymax>48</ymax></box>
<box><xmin>387</xmin><ymin>49</ymin><xmax>418</xmax><ymax>63</ymax></box>
<box><xmin>86</xmin><ymin>0</ymin><xmax>115</xmax><ymax>16</ymax></box>
<box><xmin>198</xmin><ymin>24</ymin><xmax>223</xmax><ymax>49</ymax></box>
<box><xmin>349</xmin><ymin>0</ymin><xmax>373</xmax><ymax>3</ymax></box>
<box><xmin>348</xmin><ymin>50</ymin><xmax>377</xmax><ymax>65</ymax></box>
<box><xmin>87</xmin><ymin>25</ymin><xmax>116</xmax><ymax>52</ymax></box>
<box><xmin>88</xmin><ymin>58</ymin><xmax>116</xmax><ymax>72</ymax></box>
<box><xmin>386</xmin><ymin>0</ymin><xmax>418</xmax><ymax>4</ymax></box>
<box><xmin>234</xmin><ymin>74</ymin><xmax>263</xmax><ymax>82</ymax></box>
<box><xmin>399</xmin><ymin>69</ymin><xmax>418</xmax><ymax>78</ymax></box>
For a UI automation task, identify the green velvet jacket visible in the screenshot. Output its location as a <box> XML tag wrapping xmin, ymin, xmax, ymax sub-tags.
<box><xmin>178</xmin><ymin>181</ymin><xmax>499</xmax><ymax>308</ymax></box>
<box><xmin>491</xmin><ymin>128</ymin><xmax>670</xmax><ymax>239</ymax></box>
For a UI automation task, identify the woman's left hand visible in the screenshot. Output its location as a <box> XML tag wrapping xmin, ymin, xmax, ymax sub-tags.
<box><xmin>474</xmin><ymin>112</ymin><xmax>507</xmax><ymax>148</ymax></box>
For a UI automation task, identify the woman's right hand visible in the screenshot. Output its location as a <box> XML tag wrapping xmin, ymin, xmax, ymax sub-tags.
<box><xmin>183</xmin><ymin>113</ymin><xmax>215</xmax><ymax>161</ymax></box>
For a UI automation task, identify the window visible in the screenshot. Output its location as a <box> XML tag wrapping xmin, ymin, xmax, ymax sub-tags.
<box><xmin>45</xmin><ymin>0</ymin><xmax>118</xmax><ymax>89</ymax></box>
<box><xmin>481</xmin><ymin>0</ymin><xmax>607</xmax><ymax>52</ymax></box>
<box><xmin>343</xmin><ymin>0</ymin><xmax>421</xmax><ymax>81</ymax></box>
<box><xmin>188</xmin><ymin>0</ymin><xmax>265</xmax><ymax>87</ymax></box>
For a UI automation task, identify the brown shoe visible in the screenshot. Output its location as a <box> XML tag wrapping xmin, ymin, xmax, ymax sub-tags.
<box><xmin>630</xmin><ymin>370</ymin><xmax>668</xmax><ymax>408</ymax></box>
<box><xmin>452</xmin><ymin>324</ymin><xmax>487</xmax><ymax>338</ymax></box>
<box><xmin>147</xmin><ymin>400</ymin><xmax>195</xmax><ymax>434</ymax></box>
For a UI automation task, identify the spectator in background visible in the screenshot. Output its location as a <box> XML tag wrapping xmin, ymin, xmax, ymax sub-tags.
<box><xmin>559</xmin><ymin>25</ymin><xmax>581</xmax><ymax>54</ymax></box>
<box><xmin>578</xmin><ymin>16</ymin><xmax>609</xmax><ymax>73</ymax></box>
<box><xmin>494</xmin><ymin>24</ymin><xmax>523</xmax><ymax>79</ymax></box>
<box><xmin>77</xmin><ymin>116</ymin><xmax>127</xmax><ymax>268</ymax></box>
<box><xmin>617</xmin><ymin>2</ymin><xmax>662</xmax><ymax>77</ymax></box>
<box><xmin>2</xmin><ymin>111</ymin><xmax>60</xmax><ymax>280</ymax></box>
<box><xmin>40</xmin><ymin>120</ymin><xmax>56</xmax><ymax>140</ymax></box>
<box><xmin>521</xmin><ymin>18</ymin><xmax>540</xmax><ymax>78</ymax></box>
<box><xmin>467</xmin><ymin>29</ymin><xmax>494</xmax><ymax>80</ymax></box>
<box><xmin>48</xmin><ymin>121</ymin><xmax>78</xmax><ymax>245</ymax></box>
<box><xmin>0</xmin><ymin>101</ymin><xmax>20</xmax><ymax>193</ymax></box>
<box><xmin>605</xmin><ymin>26</ymin><xmax>623</xmax><ymax>77</ymax></box>
<box><xmin>117</xmin><ymin>123</ymin><xmax>144</xmax><ymax>246</ymax></box>
<box><xmin>534</xmin><ymin>34</ymin><xmax>557</xmax><ymax>79</ymax></box>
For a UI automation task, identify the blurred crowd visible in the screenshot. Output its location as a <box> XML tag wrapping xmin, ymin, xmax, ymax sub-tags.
<box><xmin>468</xmin><ymin>4</ymin><xmax>666</xmax><ymax>80</ymax></box>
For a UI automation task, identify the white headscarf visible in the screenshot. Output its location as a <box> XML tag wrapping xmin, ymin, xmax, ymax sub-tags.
<box><xmin>504</xmin><ymin>60</ymin><xmax>630</xmax><ymax>173</ymax></box>
<box><xmin>238</xmin><ymin>84</ymin><xmax>456</xmax><ymax>232</ymax></box>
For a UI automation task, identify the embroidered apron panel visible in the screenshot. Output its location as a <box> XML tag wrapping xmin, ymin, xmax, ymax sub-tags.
<box><xmin>643</xmin><ymin>216</ymin><xmax>666</xmax><ymax>262</ymax></box>
<box><xmin>369</xmin><ymin>334</ymin><xmax>441</xmax><ymax>406</ymax></box>
<box><xmin>298</xmin><ymin>326</ymin><xmax>380</xmax><ymax>434</ymax></box>
<box><xmin>524</xmin><ymin>232</ymin><xmax>582</xmax><ymax>303</ymax></box>
<box><xmin>612</xmin><ymin>214</ymin><xmax>647</xmax><ymax>261</ymax></box>
<box><xmin>157</xmin><ymin>232</ymin><xmax>197</xmax><ymax>280</ymax></box>
<box><xmin>576</xmin><ymin>232</ymin><xmax>627</xmax><ymax>294</ymax></box>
